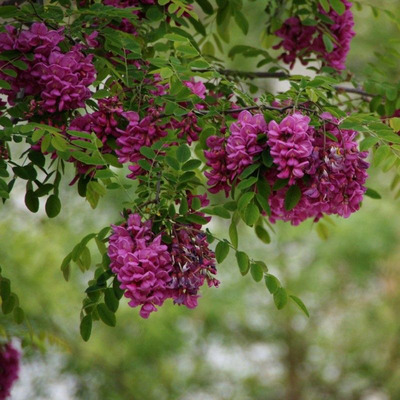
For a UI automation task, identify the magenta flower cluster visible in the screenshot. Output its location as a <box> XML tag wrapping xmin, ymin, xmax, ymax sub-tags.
<box><xmin>204</xmin><ymin>110</ymin><xmax>266</xmax><ymax>194</ymax></box>
<box><xmin>116</xmin><ymin>108</ymin><xmax>169</xmax><ymax>179</ymax></box>
<box><xmin>108</xmin><ymin>213</ymin><xmax>219</xmax><ymax>318</ymax></box>
<box><xmin>204</xmin><ymin>110</ymin><xmax>369</xmax><ymax>225</ymax></box>
<box><xmin>274</xmin><ymin>0</ymin><xmax>355</xmax><ymax>71</ymax></box>
<box><xmin>0</xmin><ymin>343</ymin><xmax>20</xmax><ymax>400</ymax></box>
<box><xmin>115</xmin><ymin>79</ymin><xmax>207</xmax><ymax>177</ymax></box>
<box><xmin>267</xmin><ymin>113</ymin><xmax>314</xmax><ymax>184</ymax></box>
<box><xmin>0</xmin><ymin>23</ymin><xmax>96</xmax><ymax>113</ymax></box>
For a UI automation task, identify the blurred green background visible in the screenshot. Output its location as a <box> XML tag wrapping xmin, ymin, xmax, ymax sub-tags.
<box><xmin>2</xmin><ymin>1</ymin><xmax>400</xmax><ymax>399</ymax></box>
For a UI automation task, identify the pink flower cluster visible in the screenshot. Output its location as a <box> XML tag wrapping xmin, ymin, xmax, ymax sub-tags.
<box><xmin>108</xmin><ymin>212</ymin><xmax>218</xmax><ymax>318</ymax></box>
<box><xmin>69</xmin><ymin>97</ymin><xmax>123</xmax><ymax>151</ymax></box>
<box><xmin>116</xmin><ymin>108</ymin><xmax>169</xmax><ymax>179</ymax></box>
<box><xmin>267</xmin><ymin>113</ymin><xmax>314</xmax><ymax>184</ymax></box>
<box><xmin>204</xmin><ymin>111</ymin><xmax>266</xmax><ymax>195</ymax></box>
<box><xmin>204</xmin><ymin>110</ymin><xmax>369</xmax><ymax>225</ymax></box>
<box><xmin>108</xmin><ymin>213</ymin><xmax>173</xmax><ymax>318</ymax></box>
<box><xmin>274</xmin><ymin>0</ymin><xmax>355</xmax><ymax>71</ymax></box>
<box><xmin>267</xmin><ymin>113</ymin><xmax>369</xmax><ymax>224</ymax></box>
<box><xmin>0</xmin><ymin>343</ymin><xmax>20</xmax><ymax>400</ymax></box>
<box><xmin>0</xmin><ymin>23</ymin><xmax>96</xmax><ymax>113</ymax></box>
<box><xmin>114</xmin><ymin>78</ymin><xmax>207</xmax><ymax>177</ymax></box>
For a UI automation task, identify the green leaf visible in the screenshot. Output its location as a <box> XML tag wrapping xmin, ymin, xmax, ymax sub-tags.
<box><xmin>250</xmin><ymin>263</ymin><xmax>264</xmax><ymax>282</ymax></box>
<box><xmin>237</xmin><ymin>192</ymin><xmax>255</xmax><ymax>211</ymax></box>
<box><xmin>229</xmin><ymin>221</ymin><xmax>238</xmax><ymax>248</ymax></box>
<box><xmin>365</xmin><ymin>188</ymin><xmax>381</xmax><ymax>199</ymax></box>
<box><xmin>97</xmin><ymin>303</ymin><xmax>116</xmax><ymax>327</ymax></box>
<box><xmin>0</xmin><ymin>79</ymin><xmax>11</xmax><ymax>90</ymax></box>
<box><xmin>243</xmin><ymin>203</ymin><xmax>260</xmax><ymax>226</ymax></box>
<box><xmin>273</xmin><ymin>178</ymin><xmax>289</xmax><ymax>191</ymax></box>
<box><xmin>237</xmin><ymin>177</ymin><xmax>258</xmax><ymax>191</ymax></box>
<box><xmin>234</xmin><ymin>9</ymin><xmax>249</xmax><ymax>35</ymax></box>
<box><xmin>186</xmin><ymin>214</ymin><xmax>208</xmax><ymax>225</ymax></box>
<box><xmin>179</xmin><ymin>197</ymin><xmax>189</xmax><ymax>215</ymax></box>
<box><xmin>25</xmin><ymin>190</ymin><xmax>39</xmax><ymax>213</ymax></box>
<box><xmin>182</xmin><ymin>159</ymin><xmax>201</xmax><ymax>171</ymax></box>
<box><xmin>12</xmin><ymin>60</ymin><xmax>28</xmax><ymax>70</ymax></box>
<box><xmin>255</xmin><ymin>225</ymin><xmax>271</xmax><ymax>244</ymax></box>
<box><xmin>290</xmin><ymin>295</ymin><xmax>310</xmax><ymax>318</ymax></box>
<box><xmin>0</xmin><ymin>279</ymin><xmax>11</xmax><ymax>301</ymax></box>
<box><xmin>373</xmin><ymin>145</ymin><xmax>391</xmax><ymax>168</ymax></box>
<box><xmin>92</xmin><ymin>89</ymin><xmax>111</xmax><ymax>99</ymax></box>
<box><xmin>236</xmin><ymin>251</ymin><xmax>249</xmax><ymax>276</ymax></box>
<box><xmin>165</xmin><ymin>156</ymin><xmax>180</xmax><ymax>170</ymax></box>
<box><xmin>273</xmin><ymin>287</ymin><xmax>288</xmax><ymax>310</ymax></box>
<box><xmin>360</xmin><ymin>137</ymin><xmax>379</xmax><ymax>151</ymax></box>
<box><xmin>52</xmin><ymin>135</ymin><xmax>68</xmax><ymax>152</ymax></box>
<box><xmin>104</xmin><ymin>288</ymin><xmax>119</xmax><ymax>313</ymax></box>
<box><xmin>330</xmin><ymin>0</ymin><xmax>346</xmax><ymax>15</ymax></box>
<box><xmin>80</xmin><ymin>315</ymin><xmax>93</xmax><ymax>342</ymax></box>
<box><xmin>195</xmin><ymin>0</ymin><xmax>213</xmax><ymax>14</ymax></box>
<box><xmin>2</xmin><ymin>293</ymin><xmax>15</xmax><ymax>314</ymax></box>
<box><xmin>239</xmin><ymin>164</ymin><xmax>260</xmax><ymax>180</ymax></box>
<box><xmin>202</xmin><ymin>206</ymin><xmax>230</xmax><ymax>219</ymax></box>
<box><xmin>319</xmin><ymin>0</ymin><xmax>330</xmax><ymax>12</ymax></box>
<box><xmin>322</xmin><ymin>34</ymin><xmax>334</xmax><ymax>53</ymax></box>
<box><xmin>45</xmin><ymin>195</ymin><xmax>61</xmax><ymax>218</ymax></box>
<box><xmin>390</xmin><ymin>118</ymin><xmax>400</xmax><ymax>132</ymax></box>
<box><xmin>215</xmin><ymin>241</ymin><xmax>230</xmax><ymax>263</ymax></box>
<box><xmin>265</xmin><ymin>274</ymin><xmax>280</xmax><ymax>294</ymax></box>
<box><xmin>284</xmin><ymin>185</ymin><xmax>301</xmax><ymax>211</ymax></box>
<box><xmin>176</xmin><ymin>144</ymin><xmax>191</xmax><ymax>163</ymax></box>
<box><xmin>13</xmin><ymin>307</ymin><xmax>25</xmax><ymax>324</ymax></box>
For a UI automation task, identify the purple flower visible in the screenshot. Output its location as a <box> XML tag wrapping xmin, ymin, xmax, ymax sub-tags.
<box><xmin>226</xmin><ymin>110</ymin><xmax>266</xmax><ymax>179</ymax></box>
<box><xmin>274</xmin><ymin>0</ymin><xmax>355</xmax><ymax>71</ymax></box>
<box><xmin>108</xmin><ymin>213</ymin><xmax>219</xmax><ymax>317</ymax></box>
<box><xmin>0</xmin><ymin>343</ymin><xmax>20</xmax><ymax>400</ymax></box>
<box><xmin>0</xmin><ymin>24</ymin><xmax>96</xmax><ymax>113</ymax></box>
<box><xmin>31</xmin><ymin>47</ymin><xmax>96</xmax><ymax>112</ymax></box>
<box><xmin>169</xmin><ymin>226</ymin><xmax>219</xmax><ymax>309</ymax></box>
<box><xmin>267</xmin><ymin>113</ymin><xmax>369</xmax><ymax>225</ymax></box>
<box><xmin>108</xmin><ymin>213</ymin><xmax>172</xmax><ymax>318</ymax></box>
<box><xmin>273</xmin><ymin>17</ymin><xmax>316</xmax><ymax>68</ymax></box>
<box><xmin>204</xmin><ymin>111</ymin><xmax>267</xmax><ymax>196</ymax></box>
<box><xmin>204</xmin><ymin>135</ymin><xmax>232</xmax><ymax>196</ymax></box>
<box><xmin>115</xmin><ymin>109</ymin><xmax>168</xmax><ymax>179</ymax></box>
<box><xmin>184</xmin><ymin>80</ymin><xmax>206</xmax><ymax>99</ymax></box>
<box><xmin>267</xmin><ymin>112</ymin><xmax>314</xmax><ymax>184</ymax></box>
<box><xmin>172</xmin><ymin>113</ymin><xmax>202</xmax><ymax>145</ymax></box>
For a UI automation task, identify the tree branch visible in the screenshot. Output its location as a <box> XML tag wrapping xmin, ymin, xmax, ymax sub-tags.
<box><xmin>195</xmin><ymin>68</ymin><xmax>374</xmax><ymax>98</ymax></box>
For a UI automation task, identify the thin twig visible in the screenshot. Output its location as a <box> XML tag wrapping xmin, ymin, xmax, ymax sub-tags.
<box><xmin>195</xmin><ymin>68</ymin><xmax>375</xmax><ymax>98</ymax></box>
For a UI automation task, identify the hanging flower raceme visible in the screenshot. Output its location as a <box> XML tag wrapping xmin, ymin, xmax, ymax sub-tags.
<box><xmin>204</xmin><ymin>110</ymin><xmax>267</xmax><ymax>196</ymax></box>
<box><xmin>267</xmin><ymin>113</ymin><xmax>369</xmax><ymax>224</ymax></box>
<box><xmin>169</xmin><ymin>224</ymin><xmax>219</xmax><ymax>309</ymax></box>
<box><xmin>0</xmin><ymin>343</ymin><xmax>20</xmax><ymax>400</ymax></box>
<box><xmin>274</xmin><ymin>0</ymin><xmax>355</xmax><ymax>71</ymax></box>
<box><xmin>116</xmin><ymin>108</ymin><xmax>169</xmax><ymax>179</ymax></box>
<box><xmin>107</xmin><ymin>212</ymin><xmax>219</xmax><ymax>318</ymax></box>
<box><xmin>203</xmin><ymin>109</ymin><xmax>369</xmax><ymax>225</ymax></box>
<box><xmin>267</xmin><ymin>112</ymin><xmax>314</xmax><ymax>184</ymax></box>
<box><xmin>0</xmin><ymin>23</ymin><xmax>96</xmax><ymax>113</ymax></box>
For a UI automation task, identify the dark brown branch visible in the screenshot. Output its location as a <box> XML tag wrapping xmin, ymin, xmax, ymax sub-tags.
<box><xmin>195</xmin><ymin>68</ymin><xmax>374</xmax><ymax>98</ymax></box>
<box><xmin>333</xmin><ymin>85</ymin><xmax>374</xmax><ymax>98</ymax></box>
<box><xmin>194</xmin><ymin>104</ymin><xmax>314</xmax><ymax>116</ymax></box>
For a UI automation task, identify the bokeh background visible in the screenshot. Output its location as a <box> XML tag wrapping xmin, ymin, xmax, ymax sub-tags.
<box><xmin>2</xmin><ymin>1</ymin><xmax>400</xmax><ymax>399</ymax></box>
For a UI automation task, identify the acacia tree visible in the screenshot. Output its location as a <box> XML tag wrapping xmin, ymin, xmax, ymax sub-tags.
<box><xmin>0</xmin><ymin>0</ymin><xmax>399</xmax><ymax>394</ymax></box>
